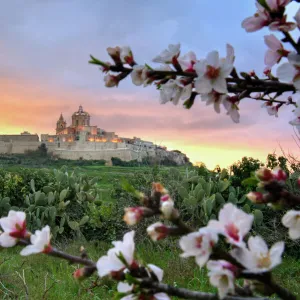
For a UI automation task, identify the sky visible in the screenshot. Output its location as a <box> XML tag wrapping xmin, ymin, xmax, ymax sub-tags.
<box><xmin>1</xmin><ymin>0</ymin><xmax>300</xmax><ymax>169</ymax></box>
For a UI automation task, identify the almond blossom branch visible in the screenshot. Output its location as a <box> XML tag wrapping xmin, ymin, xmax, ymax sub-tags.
<box><xmin>140</xmin><ymin>279</ymin><xmax>268</xmax><ymax>300</ymax></box>
<box><xmin>18</xmin><ymin>238</ymin><xmax>97</xmax><ymax>268</ymax></box>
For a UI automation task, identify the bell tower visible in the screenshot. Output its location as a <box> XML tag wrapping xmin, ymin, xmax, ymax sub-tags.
<box><xmin>56</xmin><ymin>113</ymin><xmax>67</xmax><ymax>134</ymax></box>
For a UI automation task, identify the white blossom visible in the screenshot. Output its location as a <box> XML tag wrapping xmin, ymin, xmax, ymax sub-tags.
<box><xmin>282</xmin><ymin>210</ymin><xmax>300</xmax><ymax>240</ymax></box>
<box><xmin>131</xmin><ymin>65</ymin><xmax>146</xmax><ymax>86</ymax></box>
<box><xmin>178</xmin><ymin>51</ymin><xmax>197</xmax><ymax>71</ymax></box>
<box><xmin>160</xmin><ymin>194</ymin><xmax>174</xmax><ymax>219</ymax></box>
<box><xmin>104</xmin><ymin>74</ymin><xmax>119</xmax><ymax>87</ymax></box>
<box><xmin>21</xmin><ymin>226</ymin><xmax>52</xmax><ymax>256</ymax></box>
<box><xmin>97</xmin><ymin>231</ymin><xmax>135</xmax><ymax>277</ymax></box>
<box><xmin>201</xmin><ymin>91</ymin><xmax>227</xmax><ymax>114</ymax></box>
<box><xmin>261</xmin><ymin>102</ymin><xmax>279</xmax><ymax>117</ymax></box>
<box><xmin>207</xmin><ymin>260</ymin><xmax>235</xmax><ymax>299</ymax></box>
<box><xmin>194</xmin><ymin>50</ymin><xmax>233</xmax><ymax>94</ymax></box>
<box><xmin>153</xmin><ymin>44</ymin><xmax>181</xmax><ymax>64</ymax></box>
<box><xmin>230</xmin><ymin>236</ymin><xmax>284</xmax><ymax>273</ymax></box>
<box><xmin>294</xmin><ymin>8</ymin><xmax>300</xmax><ymax>28</ymax></box>
<box><xmin>179</xmin><ymin>227</ymin><xmax>218</xmax><ymax>267</ymax></box>
<box><xmin>207</xmin><ymin>203</ymin><xmax>253</xmax><ymax>247</ymax></box>
<box><xmin>0</xmin><ymin>211</ymin><xmax>27</xmax><ymax>247</ymax></box>
<box><xmin>160</xmin><ymin>80</ymin><xmax>192</xmax><ymax>105</ymax></box>
<box><xmin>118</xmin><ymin>264</ymin><xmax>169</xmax><ymax>300</ymax></box>
<box><xmin>120</xmin><ymin>46</ymin><xmax>134</xmax><ymax>65</ymax></box>
<box><xmin>223</xmin><ymin>98</ymin><xmax>240</xmax><ymax>123</ymax></box>
<box><xmin>242</xmin><ymin>2</ymin><xmax>271</xmax><ymax>32</ymax></box>
<box><xmin>277</xmin><ymin>52</ymin><xmax>300</xmax><ymax>90</ymax></box>
<box><xmin>264</xmin><ymin>34</ymin><xmax>288</xmax><ymax>67</ymax></box>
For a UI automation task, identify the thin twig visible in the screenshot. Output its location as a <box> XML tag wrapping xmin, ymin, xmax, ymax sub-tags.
<box><xmin>15</xmin><ymin>270</ymin><xmax>29</xmax><ymax>300</ymax></box>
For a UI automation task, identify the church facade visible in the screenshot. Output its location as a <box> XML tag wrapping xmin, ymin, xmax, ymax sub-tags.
<box><xmin>41</xmin><ymin>105</ymin><xmax>122</xmax><ymax>144</ymax></box>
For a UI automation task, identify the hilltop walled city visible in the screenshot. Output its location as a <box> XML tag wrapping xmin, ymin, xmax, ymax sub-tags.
<box><xmin>0</xmin><ymin>105</ymin><xmax>189</xmax><ymax>165</ymax></box>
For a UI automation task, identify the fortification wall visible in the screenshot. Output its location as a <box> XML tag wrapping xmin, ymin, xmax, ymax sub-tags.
<box><xmin>0</xmin><ymin>140</ymin><xmax>188</xmax><ymax>165</ymax></box>
<box><xmin>0</xmin><ymin>141</ymin><xmax>40</xmax><ymax>154</ymax></box>
<box><xmin>0</xmin><ymin>135</ymin><xmax>39</xmax><ymax>142</ymax></box>
<box><xmin>53</xmin><ymin>148</ymin><xmax>133</xmax><ymax>161</ymax></box>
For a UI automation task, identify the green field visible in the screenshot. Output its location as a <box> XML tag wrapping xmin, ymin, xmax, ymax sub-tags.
<box><xmin>0</xmin><ymin>161</ymin><xmax>299</xmax><ymax>299</ymax></box>
<box><xmin>0</xmin><ymin>240</ymin><xmax>299</xmax><ymax>299</ymax></box>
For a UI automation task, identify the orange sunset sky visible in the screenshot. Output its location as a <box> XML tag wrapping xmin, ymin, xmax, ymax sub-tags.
<box><xmin>1</xmin><ymin>0</ymin><xmax>299</xmax><ymax>169</ymax></box>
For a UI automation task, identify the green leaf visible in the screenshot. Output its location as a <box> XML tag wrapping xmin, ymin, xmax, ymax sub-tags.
<box><xmin>79</xmin><ymin>216</ymin><xmax>89</xmax><ymax>226</ymax></box>
<box><xmin>48</xmin><ymin>192</ymin><xmax>55</xmax><ymax>205</ymax></box>
<box><xmin>60</xmin><ymin>216</ymin><xmax>66</xmax><ymax>228</ymax></box>
<box><xmin>196</xmin><ymin>189</ymin><xmax>205</xmax><ymax>202</ymax></box>
<box><xmin>68</xmin><ymin>221</ymin><xmax>79</xmax><ymax>231</ymax></box>
<box><xmin>205</xmin><ymin>182</ymin><xmax>213</xmax><ymax>196</ymax></box>
<box><xmin>43</xmin><ymin>186</ymin><xmax>54</xmax><ymax>194</ymax></box>
<box><xmin>254</xmin><ymin>209</ymin><xmax>263</xmax><ymax>226</ymax></box>
<box><xmin>228</xmin><ymin>192</ymin><xmax>237</xmax><ymax>204</ymax></box>
<box><xmin>219</xmin><ymin>180</ymin><xmax>230</xmax><ymax>192</ymax></box>
<box><xmin>59</xmin><ymin>189</ymin><xmax>68</xmax><ymax>201</ymax></box>
<box><xmin>89</xmin><ymin>177</ymin><xmax>99</xmax><ymax>186</ymax></box>
<box><xmin>238</xmin><ymin>194</ymin><xmax>247</xmax><ymax>204</ymax></box>
<box><xmin>178</xmin><ymin>186</ymin><xmax>189</xmax><ymax>199</ymax></box>
<box><xmin>243</xmin><ymin>204</ymin><xmax>251</xmax><ymax>214</ymax></box>
<box><xmin>228</xmin><ymin>186</ymin><xmax>236</xmax><ymax>196</ymax></box>
<box><xmin>215</xmin><ymin>193</ymin><xmax>225</xmax><ymax>206</ymax></box>
<box><xmin>183</xmin><ymin>196</ymin><xmax>198</xmax><ymax>210</ymax></box>
<box><xmin>242</xmin><ymin>177</ymin><xmax>259</xmax><ymax>187</ymax></box>
<box><xmin>30</xmin><ymin>179</ymin><xmax>35</xmax><ymax>192</ymax></box>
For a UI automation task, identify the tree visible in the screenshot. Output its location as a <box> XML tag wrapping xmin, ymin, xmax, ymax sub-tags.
<box><xmin>230</xmin><ymin>156</ymin><xmax>263</xmax><ymax>187</ymax></box>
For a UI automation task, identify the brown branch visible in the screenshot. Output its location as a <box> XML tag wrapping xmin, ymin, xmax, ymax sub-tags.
<box><xmin>140</xmin><ymin>279</ymin><xmax>268</xmax><ymax>300</ymax></box>
<box><xmin>263</xmin><ymin>181</ymin><xmax>300</xmax><ymax>207</ymax></box>
<box><xmin>242</xmin><ymin>272</ymin><xmax>297</xmax><ymax>300</ymax></box>
<box><xmin>282</xmin><ymin>31</ymin><xmax>300</xmax><ymax>54</ymax></box>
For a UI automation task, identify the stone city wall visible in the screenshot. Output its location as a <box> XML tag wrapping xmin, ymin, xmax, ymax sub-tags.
<box><xmin>0</xmin><ymin>140</ymin><xmax>188</xmax><ymax>165</ymax></box>
<box><xmin>0</xmin><ymin>141</ymin><xmax>40</xmax><ymax>154</ymax></box>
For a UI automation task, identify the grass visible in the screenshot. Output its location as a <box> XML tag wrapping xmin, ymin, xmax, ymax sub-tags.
<box><xmin>0</xmin><ymin>239</ymin><xmax>299</xmax><ymax>299</ymax></box>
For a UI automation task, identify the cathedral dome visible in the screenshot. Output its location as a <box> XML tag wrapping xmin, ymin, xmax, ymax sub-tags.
<box><xmin>72</xmin><ymin>105</ymin><xmax>90</xmax><ymax>117</ymax></box>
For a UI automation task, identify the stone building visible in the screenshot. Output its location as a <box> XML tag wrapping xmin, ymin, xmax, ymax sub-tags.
<box><xmin>42</xmin><ymin>105</ymin><xmax>121</xmax><ymax>144</ymax></box>
<box><xmin>0</xmin><ymin>105</ymin><xmax>190</xmax><ymax>165</ymax></box>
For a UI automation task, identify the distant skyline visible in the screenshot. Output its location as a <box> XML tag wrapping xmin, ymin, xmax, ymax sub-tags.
<box><xmin>0</xmin><ymin>0</ymin><xmax>299</xmax><ymax>169</ymax></box>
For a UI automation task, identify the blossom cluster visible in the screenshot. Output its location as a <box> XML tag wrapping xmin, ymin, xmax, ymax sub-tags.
<box><xmin>247</xmin><ymin>167</ymin><xmax>300</xmax><ymax>240</ymax></box>
<box><xmin>121</xmin><ymin>178</ymin><xmax>296</xmax><ymax>299</ymax></box>
<box><xmin>0</xmin><ymin>211</ymin><xmax>52</xmax><ymax>254</ymax></box>
<box><xmin>90</xmin><ymin>0</ymin><xmax>300</xmax><ymax>134</ymax></box>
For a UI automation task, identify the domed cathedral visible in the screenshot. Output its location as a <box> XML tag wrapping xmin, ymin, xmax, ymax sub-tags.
<box><xmin>71</xmin><ymin>105</ymin><xmax>90</xmax><ymax>127</ymax></box>
<box><xmin>41</xmin><ymin>105</ymin><xmax>122</xmax><ymax>144</ymax></box>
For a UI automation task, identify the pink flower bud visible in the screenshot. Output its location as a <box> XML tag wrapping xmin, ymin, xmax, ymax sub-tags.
<box><xmin>272</xmin><ymin>168</ymin><xmax>288</xmax><ymax>182</ymax></box>
<box><xmin>152</xmin><ymin>182</ymin><xmax>168</xmax><ymax>194</ymax></box>
<box><xmin>147</xmin><ymin>222</ymin><xmax>169</xmax><ymax>241</ymax></box>
<box><xmin>123</xmin><ymin>207</ymin><xmax>144</xmax><ymax>225</ymax></box>
<box><xmin>104</xmin><ymin>74</ymin><xmax>119</xmax><ymax>87</ymax></box>
<box><xmin>107</xmin><ymin>46</ymin><xmax>121</xmax><ymax>64</ymax></box>
<box><xmin>246</xmin><ymin>191</ymin><xmax>266</xmax><ymax>204</ymax></box>
<box><xmin>264</xmin><ymin>67</ymin><xmax>271</xmax><ymax>76</ymax></box>
<box><xmin>73</xmin><ymin>268</ymin><xmax>85</xmax><ymax>280</ymax></box>
<box><xmin>297</xmin><ymin>177</ymin><xmax>300</xmax><ymax>187</ymax></box>
<box><xmin>120</xmin><ymin>46</ymin><xmax>134</xmax><ymax>65</ymax></box>
<box><xmin>249</xmin><ymin>70</ymin><xmax>256</xmax><ymax>76</ymax></box>
<box><xmin>255</xmin><ymin>168</ymin><xmax>273</xmax><ymax>182</ymax></box>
